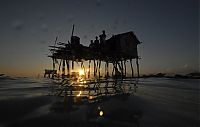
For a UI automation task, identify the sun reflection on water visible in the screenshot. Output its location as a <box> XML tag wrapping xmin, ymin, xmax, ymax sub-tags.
<box><xmin>77</xmin><ymin>91</ymin><xmax>82</xmax><ymax>97</ymax></box>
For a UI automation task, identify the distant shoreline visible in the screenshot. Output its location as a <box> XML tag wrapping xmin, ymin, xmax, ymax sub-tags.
<box><xmin>141</xmin><ymin>72</ymin><xmax>200</xmax><ymax>79</ymax></box>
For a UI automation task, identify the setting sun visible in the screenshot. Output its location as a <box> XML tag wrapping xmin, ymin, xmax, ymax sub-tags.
<box><xmin>79</xmin><ymin>69</ymin><xmax>85</xmax><ymax>76</ymax></box>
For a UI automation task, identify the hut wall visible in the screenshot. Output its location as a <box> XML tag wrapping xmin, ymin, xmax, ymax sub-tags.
<box><xmin>118</xmin><ymin>32</ymin><xmax>138</xmax><ymax>58</ymax></box>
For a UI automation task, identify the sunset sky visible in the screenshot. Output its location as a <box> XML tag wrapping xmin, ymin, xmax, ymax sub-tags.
<box><xmin>0</xmin><ymin>0</ymin><xmax>199</xmax><ymax>77</ymax></box>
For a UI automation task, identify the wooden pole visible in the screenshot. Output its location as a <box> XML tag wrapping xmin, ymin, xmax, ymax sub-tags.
<box><xmin>94</xmin><ymin>60</ymin><xmax>96</xmax><ymax>77</ymax></box>
<box><xmin>112</xmin><ymin>62</ymin><xmax>115</xmax><ymax>77</ymax></box>
<box><xmin>88</xmin><ymin>60</ymin><xmax>91</xmax><ymax>78</ymax></box>
<box><xmin>53</xmin><ymin>58</ymin><xmax>55</xmax><ymax>70</ymax></box>
<box><xmin>96</xmin><ymin>60</ymin><xmax>99</xmax><ymax>76</ymax></box>
<box><xmin>98</xmin><ymin>60</ymin><xmax>101</xmax><ymax>79</ymax></box>
<box><xmin>81</xmin><ymin>61</ymin><xmax>86</xmax><ymax>77</ymax></box>
<box><xmin>136</xmin><ymin>58</ymin><xmax>140</xmax><ymax>78</ymax></box>
<box><xmin>71</xmin><ymin>25</ymin><xmax>75</xmax><ymax>37</ymax></box>
<box><xmin>107</xmin><ymin>62</ymin><xmax>109</xmax><ymax>78</ymax></box>
<box><xmin>105</xmin><ymin>62</ymin><xmax>107</xmax><ymax>78</ymax></box>
<box><xmin>58</xmin><ymin>59</ymin><xmax>62</xmax><ymax>78</ymax></box>
<box><xmin>72</xmin><ymin>60</ymin><xmax>74</xmax><ymax>70</ymax></box>
<box><xmin>52</xmin><ymin>58</ymin><xmax>55</xmax><ymax>79</ymax></box>
<box><xmin>52</xmin><ymin>36</ymin><xmax>57</xmax><ymax>75</ymax></box>
<box><xmin>130</xmin><ymin>59</ymin><xmax>134</xmax><ymax>78</ymax></box>
<box><xmin>62</xmin><ymin>59</ymin><xmax>65</xmax><ymax>79</ymax></box>
<box><xmin>124</xmin><ymin>60</ymin><xmax>126</xmax><ymax>77</ymax></box>
<box><xmin>66</xmin><ymin>60</ymin><xmax>70</xmax><ymax>76</ymax></box>
<box><xmin>121</xmin><ymin>60</ymin><xmax>124</xmax><ymax>77</ymax></box>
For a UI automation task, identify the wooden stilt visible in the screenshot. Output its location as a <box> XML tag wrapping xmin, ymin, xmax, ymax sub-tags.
<box><xmin>112</xmin><ymin>62</ymin><xmax>115</xmax><ymax>77</ymax></box>
<box><xmin>81</xmin><ymin>61</ymin><xmax>83</xmax><ymax>68</ymax></box>
<box><xmin>94</xmin><ymin>60</ymin><xmax>96</xmax><ymax>77</ymax></box>
<box><xmin>98</xmin><ymin>60</ymin><xmax>101</xmax><ymax>79</ymax></box>
<box><xmin>107</xmin><ymin>62</ymin><xmax>109</xmax><ymax>78</ymax></box>
<box><xmin>136</xmin><ymin>58</ymin><xmax>140</xmax><ymax>78</ymax></box>
<box><xmin>51</xmin><ymin>58</ymin><xmax>55</xmax><ymax>79</ymax></box>
<box><xmin>130</xmin><ymin>59</ymin><xmax>134</xmax><ymax>78</ymax></box>
<box><xmin>105</xmin><ymin>62</ymin><xmax>107</xmax><ymax>78</ymax></box>
<box><xmin>72</xmin><ymin>60</ymin><xmax>74</xmax><ymax>70</ymax></box>
<box><xmin>124</xmin><ymin>60</ymin><xmax>126</xmax><ymax>77</ymax></box>
<box><xmin>58</xmin><ymin>59</ymin><xmax>62</xmax><ymax>78</ymax></box>
<box><xmin>53</xmin><ymin>58</ymin><xmax>55</xmax><ymax>69</ymax></box>
<box><xmin>66</xmin><ymin>60</ymin><xmax>70</xmax><ymax>76</ymax></box>
<box><xmin>81</xmin><ymin>61</ymin><xmax>86</xmax><ymax>78</ymax></box>
<box><xmin>88</xmin><ymin>60</ymin><xmax>91</xmax><ymax>78</ymax></box>
<box><xmin>62</xmin><ymin>59</ymin><xmax>65</xmax><ymax>79</ymax></box>
<box><xmin>96</xmin><ymin>60</ymin><xmax>98</xmax><ymax>77</ymax></box>
<box><xmin>121</xmin><ymin>60</ymin><xmax>124</xmax><ymax>76</ymax></box>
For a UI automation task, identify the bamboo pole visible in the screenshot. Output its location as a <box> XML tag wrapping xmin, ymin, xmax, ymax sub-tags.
<box><xmin>98</xmin><ymin>60</ymin><xmax>101</xmax><ymax>79</ymax></box>
<box><xmin>112</xmin><ymin>61</ymin><xmax>115</xmax><ymax>77</ymax></box>
<box><xmin>62</xmin><ymin>59</ymin><xmax>65</xmax><ymax>79</ymax></box>
<box><xmin>136</xmin><ymin>58</ymin><xmax>140</xmax><ymax>78</ymax></box>
<box><xmin>52</xmin><ymin>58</ymin><xmax>55</xmax><ymax>79</ymax></box>
<box><xmin>121</xmin><ymin>60</ymin><xmax>124</xmax><ymax>76</ymax></box>
<box><xmin>53</xmin><ymin>58</ymin><xmax>55</xmax><ymax>70</ymax></box>
<box><xmin>93</xmin><ymin>60</ymin><xmax>96</xmax><ymax>77</ymax></box>
<box><xmin>107</xmin><ymin>62</ymin><xmax>109</xmax><ymax>78</ymax></box>
<box><xmin>88</xmin><ymin>60</ymin><xmax>91</xmax><ymax>78</ymax></box>
<box><xmin>124</xmin><ymin>60</ymin><xmax>126</xmax><ymax>77</ymax></box>
<box><xmin>58</xmin><ymin>59</ymin><xmax>62</xmax><ymax>78</ymax></box>
<box><xmin>96</xmin><ymin>60</ymin><xmax>99</xmax><ymax>77</ymax></box>
<box><xmin>130</xmin><ymin>59</ymin><xmax>134</xmax><ymax>78</ymax></box>
<box><xmin>105</xmin><ymin>61</ymin><xmax>107</xmax><ymax>78</ymax></box>
<box><xmin>72</xmin><ymin>60</ymin><xmax>74</xmax><ymax>70</ymax></box>
<box><xmin>66</xmin><ymin>60</ymin><xmax>70</xmax><ymax>76</ymax></box>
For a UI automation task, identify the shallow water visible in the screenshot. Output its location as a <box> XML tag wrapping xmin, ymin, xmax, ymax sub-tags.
<box><xmin>0</xmin><ymin>77</ymin><xmax>51</xmax><ymax>99</ymax></box>
<box><xmin>0</xmin><ymin>77</ymin><xmax>199</xmax><ymax>127</ymax></box>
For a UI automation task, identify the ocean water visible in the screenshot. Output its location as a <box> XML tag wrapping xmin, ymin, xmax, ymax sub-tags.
<box><xmin>0</xmin><ymin>77</ymin><xmax>199</xmax><ymax>127</ymax></box>
<box><xmin>0</xmin><ymin>77</ymin><xmax>51</xmax><ymax>99</ymax></box>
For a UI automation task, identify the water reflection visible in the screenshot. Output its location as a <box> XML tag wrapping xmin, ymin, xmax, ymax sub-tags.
<box><xmin>49</xmin><ymin>76</ymin><xmax>141</xmax><ymax>126</ymax></box>
<box><xmin>77</xmin><ymin>91</ymin><xmax>82</xmax><ymax>97</ymax></box>
<box><xmin>49</xmin><ymin>94</ymin><xmax>142</xmax><ymax>127</ymax></box>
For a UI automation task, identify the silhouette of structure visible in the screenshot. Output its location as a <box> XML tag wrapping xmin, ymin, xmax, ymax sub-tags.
<box><xmin>44</xmin><ymin>69</ymin><xmax>57</xmax><ymax>78</ymax></box>
<box><xmin>47</xmin><ymin>25</ymin><xmax>141</xmax><ymax>104</ymax></box>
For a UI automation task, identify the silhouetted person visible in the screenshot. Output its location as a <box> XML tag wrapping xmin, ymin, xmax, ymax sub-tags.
<box><xmin>99</xmin><ymin>30</ymin><xmax>106</xmax><ymax>52</ymax></box>
<box><xmin>99</xmin><ymin>30</ymin><xmax>106</xmax><ymax>44</ymax></box>
<box><xmin>94</xmin><ymin>36</ymin><xmax>99</xmax><ymax>45</ymax></box>
<box><xmin>89</xmin><ymin>40</ymin><xmax>94</xmax><ymax>48</ymax></box>
<box><xmin>93</xmin><ymin>36</ymin><xmax>100</xmax><ymax>54</ymax></box>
